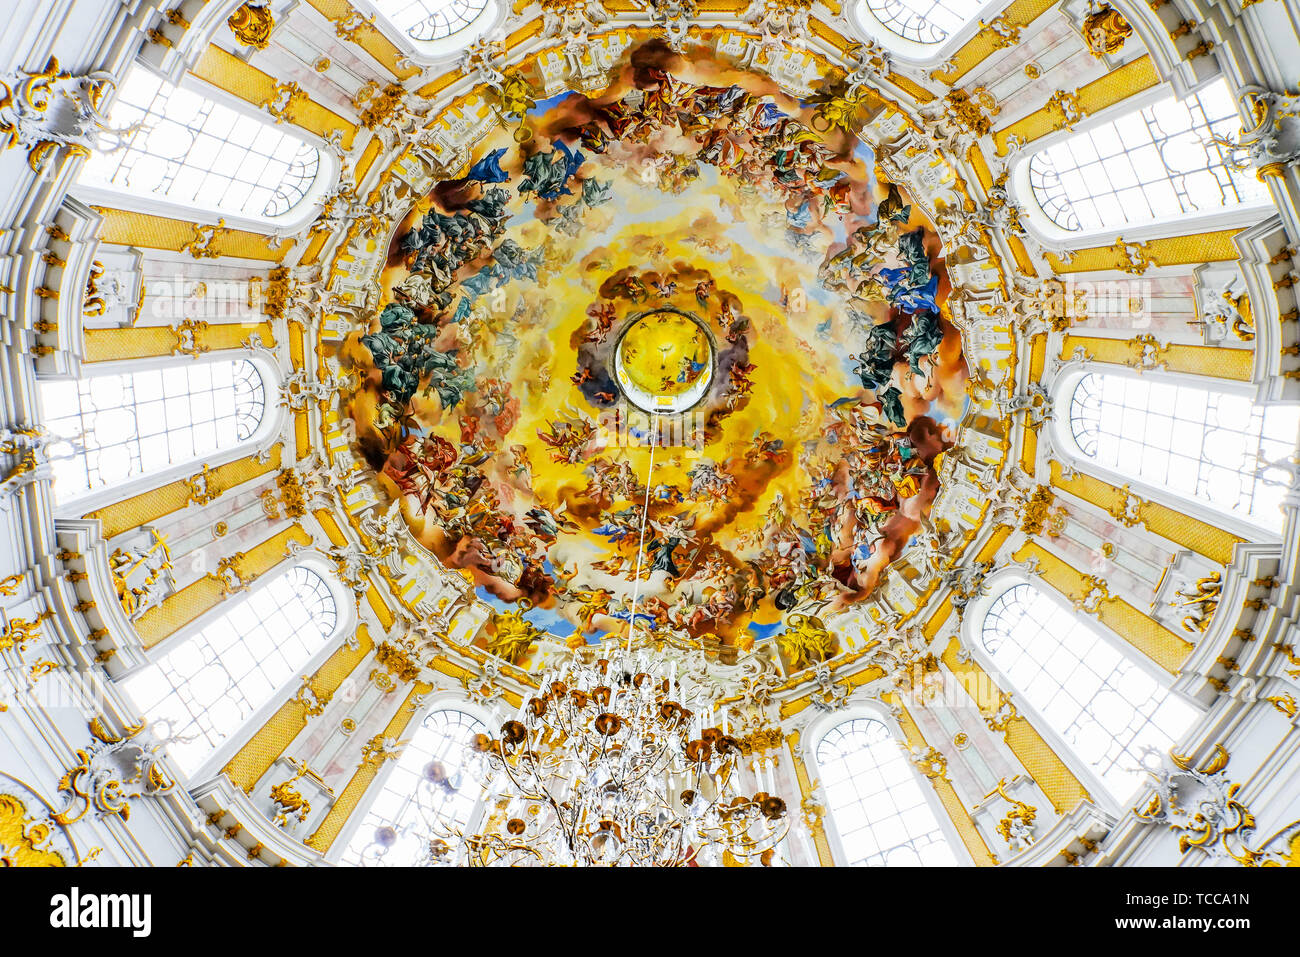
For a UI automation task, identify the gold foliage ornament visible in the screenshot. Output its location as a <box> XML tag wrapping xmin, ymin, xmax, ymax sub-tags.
<box><xmin>777</xmin><ymin>613</ymin><xmax>838</xmax><ymax>671</ymax></box>
<box><xmin>1082</xmin><ymin>3</ymin><xmax>1133</xmax><ymax>57</ymax></box>
<box><xmin>487</xmin><ymin>601</ymin><xmax>544</xmax><ymax>665</ymax></box>
<box><xmin>0</xmin><ymin>56</ymin><xmax>120</xmax><ymax>177</ymax></box>
<box><xmin>54</xmin><ymin>718</ymin><xmax>174</xmax><ymax>826</ymax></box>
<box><xmin>228</xmin><ymin>1</ymin><xmax>275</xmax><ymax>50</ymax></box>
<box><xmin>0</xmin><ymin>792</ymin><xmax>69</xmax><ymax>867</ymax></box>
<box><xmin>1131</xmin><ymin>745</ymin><xmax>1300</xmax><ymax>864</ymax></box>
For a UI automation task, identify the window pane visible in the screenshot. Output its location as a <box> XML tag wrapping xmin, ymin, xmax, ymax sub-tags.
<box><xmin>80</xmin><ymin>68</ymin><xmax>321</xmax><ymax>220</ymax></box>
<box><xmin>40</xmin><ymin>359</ymin><xmax>266</xmax><ymax>502</ymax></box>
<box><xmin>1068</xmin><ymin>372</ymin><xmax>1300</xmax><ymax>529</ymax></box>
<box><xmin>340</xmin><ymin>709</ymin><xmax>488</xmax><ymax>866</ymax></box>
<box><xmin>980</xmin><ymin>583</ymin><xmax>1196</xmax><ymax>801</ymax></box>
<box><xmin>122</xmin><ymin>566</ymin><xmax>339</xmax><ymax>777</ymax></box>
<box><xmin>1028</xmin><ymin>79</ymin><xmax>1268</xmax><ymax>232</ymax></box>
<box><xmin>815</xmin><ymin>717</ymin><xmax>957</xmax><ymax>866</ymax></box>
<box><xmin>863</xmin><ymin>0</ymin><xmax>987</xmax><ymax>43</ymax></box>
<box><xmin>374</xmin><ymin>0</ymin><xmax>488</xmax><ymax>42</ymax></box>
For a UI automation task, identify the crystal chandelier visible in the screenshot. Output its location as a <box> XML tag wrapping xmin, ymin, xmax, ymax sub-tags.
<box><xmin>373</xmin><ymin>640</ymin><xmax>790</xmax><ymax>867</ymax></box>
<box><xmin>363</xmin><ymin>405</ymin><xmax>789</xmax><ymax>866</ymax></box>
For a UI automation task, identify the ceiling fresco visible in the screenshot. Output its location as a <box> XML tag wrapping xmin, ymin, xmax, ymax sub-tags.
<box><xmin>339</xmin><ymin>40</ymin><xmax>970</xmax><ymax>668</ymax></box>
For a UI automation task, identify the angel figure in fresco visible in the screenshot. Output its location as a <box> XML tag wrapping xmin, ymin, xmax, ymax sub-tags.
<box><xmin>582</xmin><ymin>301</ymin><xmax>618</xmax><ymax>344</ymax></box>
<box><xmin>518</xmin><ymin>140</ymin><xmax>585</xmax><ymax>202</ymax></box>
<box><xmin>901</xmin><ymin>310</ymin><xmax>944</xmax><ymax>383</ymax></box>
<box><xmin>687</xmin><ymin>460</ymin><xmax>735</xmax><ymax>500</ymax></box>
<box><xmin>854</xmin><ymin>322</ymin><xmax>897</xmax><ymax>392</ymax></box>
<box><xmin>537</xmin><ymin>414</ymin><xmax>596</xmax><ymax>463</ymax></box>
<box><xmin>571</xmin><ymin>586</ymin><xmax>614</xmax><ymax>634</ymax></box>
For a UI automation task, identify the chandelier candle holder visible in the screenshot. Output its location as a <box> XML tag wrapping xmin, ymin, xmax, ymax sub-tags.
<box><xmin>393</xmin><ymin>647</ymin><xmax>789</xmax><ymax>867</ymax></box>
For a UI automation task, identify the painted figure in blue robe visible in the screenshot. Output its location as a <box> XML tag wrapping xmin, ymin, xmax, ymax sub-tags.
<box><xmin>519</xmin><ymin>140</ymin><xmax>585</xmax><ymax>201</ymax></box>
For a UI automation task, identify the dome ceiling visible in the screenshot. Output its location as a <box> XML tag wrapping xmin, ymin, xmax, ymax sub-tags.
<box><xmin>340</xmin><ymin>42</ymin><xmax>969</xmax><ymax>665</ymax></box>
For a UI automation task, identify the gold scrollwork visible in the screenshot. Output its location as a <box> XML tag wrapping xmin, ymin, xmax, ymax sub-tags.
<box><xmin>1082</xmin><ymin>4</ymin><xmax>1133</xmax><ymax>57</ymax></box>
<box><xmin>227</xmin><ymin>2</ymin><xmax>275</xmax><ymax>50</ymax></box>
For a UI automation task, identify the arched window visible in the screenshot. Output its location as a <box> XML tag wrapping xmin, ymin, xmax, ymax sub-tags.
<box><xmin>1027</xmin><ymin>78</ymin><xmax>1268</xmax><ymax>232</ymax></box>
<box><xmin>815</xmin><ymin>716</ymin><xmax>957</xmax><ymax>866</ymax></box>
<box><xmin>1067</xmin><ymin>371</ymin><xmax>1300</xmax><ymax>530</ymax></box>
<box><xmin>122</xmin><ymin>566</ymin><xmax>339</xmax><ymax>778</ymax></box>
<box><xmin>980</xmin><ymin>583</ymin><xmax>1196</xmax><ymax>801</ymax></box>
<box><xmin>39</xmin><ymin>358</ymin><xmax>267</xmax><ymax>503</ymax></box>
<box><xmin>340</xmin><ymin>708</ymin><xmax>489</xmax><ymax>866</ymax></box>
<box><xmin>863</xmin><ymin>0</ymin><xmax>984</xmax><ymax>44</ymax></box>
<box><xmin>79</xmin><ymin>68</ymin><xmax>321</xmax><ymax>221</ymax></box>
<box><xmin>373</xmin><ymin>0</ymin><xmax>489</xmax><ymax>42</ymax></box>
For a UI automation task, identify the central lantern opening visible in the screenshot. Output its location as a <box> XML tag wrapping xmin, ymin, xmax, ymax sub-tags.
<box><xmin>613</xmin><ymin>308</ymin><xmax>715</xmax><ymax>414</ymax></box>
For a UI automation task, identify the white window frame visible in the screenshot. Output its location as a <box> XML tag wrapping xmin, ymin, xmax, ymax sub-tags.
<box><xmin>117</xmin><ymin>556</ymin><xmax>356</xmax><ymax>786</ymax></box>
<box><xmin>36</xmin><ymin>352</ymin><xmax>287</xmax><ymax>517</ymax></box>
<box><xmin>960</xmin><ymin>569</ymin><xmax>1203</xmax><ymax>817</ymax></box>
<box><xmin>1047</xmin><ymin>364</ymin><xmax>1297</xmax><ymax>541</ymax></box>
<box><xmin>848</xmin><ymin>0</ymin><xmax>1006</xmax><ymax>63</ymax></box>
<box><xmin>1009</xmin><ymin>80</ymin><xmax>1275</xmax><ymax>245</ymax></box>
<box><xmin>72</xmin><ymin>62</ymin><xmax>337</xmax><ymax>233</ymax></box>
<box><xmin>328</xmin><ymin>692</ymin><xmax>504</xmax><ymax>865</ymax></box>
<box><xmin>800</xmin><ymin>702</ymin><xmax>973</xmax><ymax>866</ymax></box>
<box><xmin>355</xmin><ymin>0</ymin><xmax>501</xmax><ymax>62</ymax></box>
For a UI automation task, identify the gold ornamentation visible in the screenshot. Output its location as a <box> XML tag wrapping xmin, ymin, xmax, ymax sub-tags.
<box><xmin>1107</xmin><ymin>484</ymin><xmax>1144</xmax><ymax>527</ymax></box>
<box><xmin>1265</xmin><ymin>693</ymin><xmax>1297</xmax><ymax>717</ymax></box>
<box><xmin>1072</xmin><ymin>575</ymin><xmax>1111</xmax><ymax>614</ymax></box>
<box><xmin>0</xmin><ymin>793</ymin><xmax>66</xmax><ymax>866</ymax></box>
<box><xmin>360</xmin><ymin>734</ymin><xmax>404</xmax><ymax>770</ymax></box>
<box><xmin>487</xmin><ymin>605</ymin><xmax>543</xmax><ymax>665</ymax></box>
<box><xmin>183</xmin><ymin>220</ymin><xmax>230</xmax><ymax>259</ymax></box>
<box><xmin>983</xmin><ymin>690</ymin><xmax>1018</xmax><ymax>732</ymax></box>
<box><xmin>1172</xmin><ymin>572</ymin><xmax>1221</xmax><ymax>634</ymax></box>
<box><xmin>1082</xmin><ymin>4</ymin><xmax>1133</xmax><ymax>57</ymax></box>
<box><xmin>330</xmin><ymin>10</ymin><xmax>376</xmax><ymax>42</ymax></box>
<box><xmin>212</xmin><ymin>553</ymin><xmax>250</xmax><ymax>597</ymax></box>
<box><xmin>981</xmin><ymin>14</ymin><xmax>1022</xmax><ymax>49</ymax></box>
<box><xmin>184</xmin><ymin>464</ymin><xmax>221</xmax><ymax>505</ymax></box>
<box><xmin>353</xmin><ymin>80</ymin><xmax>407</xmax><ymax>131</ymax></box>
<box><xmin>1024</xmin><ymin>63</ymin><xmax>1041</xmax><ymax>79</ymax></box>
<box><xmin>776</xmin><ymin>613</ymin><xmax>837</xmax><ymax>671</ymax></box>
<box><xmin>82</xmin><ymin>259</ymin><xmax>106</xmax><ymax>316</ymax></box>
<box><xmin>292</xmin><ymin>675</ymin><xmax>332</xmax><ymax>717</ymax></box>
<box><xmin>0</xmin><ymin>56</ymin><xmax>112</xmax><ymax>174</ymax></box>
<box><xmin>375</xmin><ymin>641</ymin><xmax>421</xmax><ymax>682</ymax></box>
<box><xmin>1020</xmin><ymin>485</ymin><xmax>1065</xmax><ymax>536</ymax></box>
<box><xmin>1126</xmin><ymin>333</ymin><xmax>1170</xmax><ymax>371</ymax></box>
<box><xmin>1044</xmin><ymin>89</ymin><xmax>1084</xmax><ymax>132</ymax></box>
<box><xmin>1132</xmin><ymin>745</ymin><xmax>1296</xmax><ymax>864</ymax></box>
<box><xmin>54</xmin><ymin>718</ymin><xmax>173</xmax><ymax>825</ymax></box>
<box><xmin>269</xmin><ymin>772</ymin><xmax>312</xmax><ymax>828</ymax></box>
<box><xmin>909</xmin><ymin>746</ymin><xmax>948</xmax><ymax>780</ymax></box>
<box><xmin>172</xmin><ymin>317</ymin><xmax>209</xmax><ymax>358</ymax></box>
<box><xmin>992</xmin><ymin>778</ymin><xmax>1038</xmax><ymax>850</ymax></box>
<box><xmin>109</xmin><ymin>529</ymin><xmax>174</xmax><ymax>620</ymax></box>
<box><xmin>227</xmin><ymin>2</ymin><xmax>274</xmax><ymax>50</ymax></box>
<box><xmin>0</xmin><ymin>611</ymin><xmax>52</xmax><ymax>655</ymax></box>
<box><xmin>945</xmin><ymin>86</ymin><xmax>999</xmax><ymax>137</ymax></box>
<box><xmin>261</xmin><ymin>82</ymin><xmax>307</xmax><ymax>125</ymax></box>
<box><xmin>0</xmin><ymin>572</ymin><xmax>24</xmax><ymax>596</ymax></box>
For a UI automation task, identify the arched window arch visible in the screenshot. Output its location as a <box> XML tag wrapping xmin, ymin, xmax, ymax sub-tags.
<box><xmin>980</xmin><ymin>582</ymin><xmax>1196</xmax><ymax>802</ymax></box>
<box><xmin>862</xmin><ymin>0</ymin><xmax>986</xmax><ymax>44</ymax></box>
<box><xmin>78</xmin><ymin>67</ymin><xmax>321</xmax><ymax>222</ymax></box>
<box><xmin>814</xmin><ymin>716</ymin><xmax>958</xmax><ymax>866</ymax></box>
<box><xmin>39</xmin><ymin>358</ymin><xmax>267</xmax><ymax>503</ymax></box>
<box><xmin>121</xmin><ymin>565</ymin><xmax>340</xmax><ymax>778</ymax></box>
<box><xmin>1026</xmin><ymin>78</ymin><xmax>1268</xmax><ymax>233</ymax></box>
<box><xmin>1065</xmin><ymin>371</ymin><xmax>1300</xmax><ymax>531</ymax></box>
<box><xmin>372</xmin><ymin>0</ymin><xmax>490</xmax><ymax>42</ymax></box>
<box><xmin>340</xmin><ymin>708</ymin><xmax>489</xmax><ymax>866</ymax></box>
